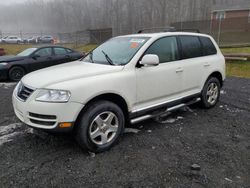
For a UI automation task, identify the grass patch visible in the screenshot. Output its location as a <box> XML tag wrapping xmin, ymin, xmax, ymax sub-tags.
<box><xmin>226</xmin><ymin>61</ymin><xmax>250</xmax><ymax>78</ymax></box>
<box><xmin>0</xmin><ymin>44</ymin><xmax>97</xmax><ymax>55</ymax></box>
<box><xmin>1</xmin><ymin>44</ymin><xmax>33</xmax><ymax>55</ymax></box>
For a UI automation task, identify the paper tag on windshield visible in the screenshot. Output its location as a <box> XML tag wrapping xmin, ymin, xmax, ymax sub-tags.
<box><xmin>130</xmin><ymin>39</ymin><xmax>145</xmax><ymax>43</ymax></box>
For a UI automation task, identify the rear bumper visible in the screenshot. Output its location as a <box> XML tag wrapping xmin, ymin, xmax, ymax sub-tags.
<box><xmin>12</xmin><ymin>87</ymin><xmax>84</xmax><ymax>132</ymax></box>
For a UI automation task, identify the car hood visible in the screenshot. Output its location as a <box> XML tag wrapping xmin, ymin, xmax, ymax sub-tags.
<box><xmin>22</xmin><ymin>61</ymin><xmax>124</xmax><ymax>88</ymax></box>
<box><xmin>0</xmin><ymin>55</ymin><xmax>25</xmax><ymax>63</ymax></box>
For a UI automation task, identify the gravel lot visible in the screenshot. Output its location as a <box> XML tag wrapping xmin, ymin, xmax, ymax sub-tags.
<box><xmin>0</xmin><ymin>77</ymin><xmax>250</xmax><ymax>188</ymax></box>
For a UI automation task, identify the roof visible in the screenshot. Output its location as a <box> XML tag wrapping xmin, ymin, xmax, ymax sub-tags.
<box><xmin>212</xmin><ymin>3</ymin><xmax>250</xmax><ymax>12</ymax></box>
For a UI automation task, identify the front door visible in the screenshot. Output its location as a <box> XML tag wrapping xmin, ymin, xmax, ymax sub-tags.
<box><xmin>29</xmin><ymin>47</ymin><xmax>53</xmax><ymax>71</ymax></box>
<box><xmin>135</xmin><ymin>36</ymin><xmax>183</xmax><ymax>112</ymax></box>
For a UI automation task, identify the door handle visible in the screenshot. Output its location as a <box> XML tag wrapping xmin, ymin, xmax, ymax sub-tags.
<box><xmin>204</xmin><ymin>62</ymin><xmax>210</xmax><ymax>67</ymax></box>
<box><xmin>176</xmin><ymin>68</ymin><xmax>184</xmax><ymax>73</ymax></box>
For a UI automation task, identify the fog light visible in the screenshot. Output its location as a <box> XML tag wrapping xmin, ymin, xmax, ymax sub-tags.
<box><xmin>59</xmin><ymin>122</ymin><xmax>73</xmax><ymax>128</ymax></box>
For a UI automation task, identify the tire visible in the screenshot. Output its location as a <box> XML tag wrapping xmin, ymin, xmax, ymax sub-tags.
<box><xmin>8</xmin><ymin>66</ymin><xmax>26</xmax><ymax>81</ymax></box>
<box><xmin>200</xmin><ymin>77</ymin><xmax>221</xmax><ymax>108</ymax></box>
<box><xmin>75</xmin><ymin>100</ymin><xmax>125</xmax><ymax>153</ymax></box>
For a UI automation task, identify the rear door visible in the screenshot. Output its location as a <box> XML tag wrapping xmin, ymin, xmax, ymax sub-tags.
<box><xmin>52</xmin><ymin>47</ymin><xmax>72</xmax><ymax>66</ymax></box>
<box><xmin>178</xmin><ymin>35</ymin><xmax>204</xmax><ymax>96</ymax></box>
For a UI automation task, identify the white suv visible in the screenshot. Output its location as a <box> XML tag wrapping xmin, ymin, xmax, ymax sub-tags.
<box><xmin>12</xmin><ymin>32</ymin><xmax>225</xmax><ymax>152</ymax></box>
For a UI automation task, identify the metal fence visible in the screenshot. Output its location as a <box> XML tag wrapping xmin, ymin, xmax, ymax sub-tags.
<box><xmin>171</xmin><ymin>16</ymin><xmax>250</xmax><ymax>47</ymax></box>
<box><xmin>0</xmin><ymin>28</ymin><xmax>113</xmax><ymax>46</ymax></box>
<box><xmin>1</xmin><ymin>16</ymin><xmax>250</xmax><ymax>47</ymax></box>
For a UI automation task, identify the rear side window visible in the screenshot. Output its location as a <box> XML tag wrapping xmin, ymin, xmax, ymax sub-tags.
<box><xmin>66</xmin><ymin>49</ymin><xmax>73</xmax><ymax>53</ymax></box>
<box><xmin>199</xmin><ymin>37</ymin><xmax>217</xmax><ymax>55</ymax></box>
<box><xmin>179</xmin><ymin>36</ymin><xmax>203</xmax><ymax>59</ymax></box>
<box><xmin>145</xmin><ymin>36</ymin><xmax>179</xmax><ymax>63</ymax></box>
<box><xmin>54</xmin><ymin>48</ymin><xmax>67</xmax><ymax>55</ymax></box>
<box><xmin>34</xmin><ymin>48</ymin><xmax>52</xmax><ymax>57</ymax></box>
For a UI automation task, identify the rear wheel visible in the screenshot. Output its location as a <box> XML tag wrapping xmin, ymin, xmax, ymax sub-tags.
<box><xmin>200</xmin><ymin>77</ymin><xmax>221</xmax><ymax>108</ymax></box>
<box><xmin>75</xmin><ymin>100</ymin><xmax>125</xmax><ymax>153</ymax></box>
<box><xmin>9</xmin><ymin>66</ymin><xmax>26</xmax><ymax>81</ymax></box>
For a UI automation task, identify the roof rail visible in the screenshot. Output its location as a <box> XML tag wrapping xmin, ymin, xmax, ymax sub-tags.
<box><xmin>177</xmin><ymin>29</ymin><xmax>200</xmax><ymax>33</ymax></box>
<box><xmin>138</xmin><ymin>27</ymin><xmax>176</xmax><ymax>33</ymax></box>
<box><xmin>137</xmin><ymin>27</ymin><xmax>200</xmax><ymax>34</ymax></box>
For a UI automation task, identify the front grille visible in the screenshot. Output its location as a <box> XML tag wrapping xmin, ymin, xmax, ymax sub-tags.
<box><xmin>17</xmin><ymin>83</ymin><xmax>34</xmax><ymax>101</ymax></box>
<box><xmin>29</xmin><ymin>112</ymin><xmax>57</xmax><ymax>126</ymax></box>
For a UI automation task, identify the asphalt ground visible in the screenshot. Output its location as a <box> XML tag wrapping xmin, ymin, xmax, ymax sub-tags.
<box><xmin>0</xmin><ymin>77</ymin><xmax>250</xmax><ymax>188</ymax></box>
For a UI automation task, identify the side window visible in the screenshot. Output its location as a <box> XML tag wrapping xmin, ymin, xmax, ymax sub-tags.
<box><xmin>179</xmin><ymin>36</ymin><xmax>203</xmax><ymax>59</ymax></box>
<box><xmin>54</xmin><ymin>48</ymin><xmax>67</xmax><ymax>55</ymax></box>
<box><xmin>199</xmin><ymin>37</ymin><xmax>217</xmax><ymax>56</ymax></box>
<box><xmin>145</xmin><ymin>37</ymin><xmax>179</xmax><ymax>63</ymax></box>
<box><xmin>34</xmin><ymin>48</ymin><xmax>52</xmax><ymax>57</ymax></box>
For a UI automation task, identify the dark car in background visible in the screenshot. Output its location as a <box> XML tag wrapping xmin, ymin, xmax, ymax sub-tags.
<box><xmin>0</xmin><ymin>46</ymin><xmax>84</xmax><ymax>81</ymax></box>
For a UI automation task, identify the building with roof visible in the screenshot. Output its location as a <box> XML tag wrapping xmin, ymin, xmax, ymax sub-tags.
<box><xmin>212</xmin><ymin>3</ymin><xmax>250</xmax><ymax>20</ymax></box>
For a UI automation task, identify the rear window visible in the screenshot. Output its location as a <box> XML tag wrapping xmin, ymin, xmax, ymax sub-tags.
<box><xmin>199</xmin><ymin>36</ymin><xmax>217</xmax><ymax>55</ymax></box>
<box><xmin>179</xmin><ymin>36</ymin><xmax>203</xmax><ymax>59</ymax></box>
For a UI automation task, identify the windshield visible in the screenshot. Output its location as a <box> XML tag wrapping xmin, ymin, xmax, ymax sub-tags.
<box><xmin>83</xmin><ymin>37</ymin><xmax>150</xmax><ymax>65</ymax></box>
<box><xmin>17</xmin><ymin>48</ymin><xmax>37</xmax><ymax>56</ymax></box>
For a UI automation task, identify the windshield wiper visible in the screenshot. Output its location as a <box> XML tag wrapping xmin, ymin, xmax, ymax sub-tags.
<box><xmin>102</xmin><ymin>50</ymin><xmax>115</xmax><ymax>65</ymax></box>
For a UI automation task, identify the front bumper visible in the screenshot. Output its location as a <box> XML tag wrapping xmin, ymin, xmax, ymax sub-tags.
<box><xmin>12</xmin><ymin>86</ymin><xmax>84</xmax><ymax>132</ymax></box>
<box><xmin>0</xmin><ymin>68</ymin><xmax>8</xmax><ymax>80</ymax></box>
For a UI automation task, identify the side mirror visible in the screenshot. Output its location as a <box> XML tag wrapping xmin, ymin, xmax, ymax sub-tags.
<box><xmin>140</xmin><ymin>54</ymin><xmax>159</xmax><ymax>66</ymax></box>
<box><xmin>32</xmin><ymin>54</ymin><xmax>40</xmax><ymax>59</ymax></box>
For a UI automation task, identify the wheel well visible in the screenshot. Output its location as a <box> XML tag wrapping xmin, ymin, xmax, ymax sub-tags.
<box><xmin>9</xmin><ymin>65</ymin><xmax>26</xmax><ymax>73</ymax></box>
<box><xmin>208</xmin><ymin>72</ymin><xmax>223</xmax><ymax>87</ymax></box>
<box><xmin>8</xmin><ymin>65</ymin><xmax>27</xmax><ymax>77</ymax></box>
<box><xmin>75</xmin><ymin>93</ymin><xmax>130</xmax><ymax>129</ymax></box>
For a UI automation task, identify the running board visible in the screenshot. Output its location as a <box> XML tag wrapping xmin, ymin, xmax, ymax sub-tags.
<box><xmin>130</xmin><ymin>98</ymin><xmax>201</xmax><ymax>124</ymax></box>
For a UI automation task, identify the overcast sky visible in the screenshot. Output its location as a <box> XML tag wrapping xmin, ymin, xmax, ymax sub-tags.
<box><xmin>0</xmin><ymin>0</ymin><xmax>27</xmax><ymax>5</ymax></box>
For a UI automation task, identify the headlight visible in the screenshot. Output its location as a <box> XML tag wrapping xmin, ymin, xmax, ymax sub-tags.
<box><xmin>14</xmin><ymin>81</ymin><xmax>22</xmax><ymax>93</ymax></box>
<box><xmin>36</xmin><ymin>89</ymin><xmax>71</xmax><ymax>103</ymax></box>
<box><xmin>0</xmin><ymin>62</ymin><xmax>8</xmax><ymax>66</ymax></box>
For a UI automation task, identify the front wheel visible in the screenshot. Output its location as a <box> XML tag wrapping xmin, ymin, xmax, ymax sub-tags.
<box><xmin>8</xmin><ymin>66</ymin><xmax>26</xmax><ymax>81</ymax></box>
<box><xmin>200</xmin><ymin>77</ymin><xmax>221</xmax><ymax>108</ymax></box>
<box><xmin>75</xmin><ymin>100</ymin><xmax>125</xmax><ymax>153</ymax></box>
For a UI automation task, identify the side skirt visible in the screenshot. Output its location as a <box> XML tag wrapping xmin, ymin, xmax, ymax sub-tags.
<box><xmin>129</xmin><ymin>93</ymin><xmax>201</xmax><ymax>124</ymax></box>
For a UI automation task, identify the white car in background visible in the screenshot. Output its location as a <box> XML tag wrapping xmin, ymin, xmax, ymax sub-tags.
<box><xmin>13</xmin><ymin>31</ymin><xmax>225</xmax><ymax>152</ymax></box>
<box><xmin>2</xmin><ymin>36</ymin><xmax>22</xmax><ymax>44</ymax></box>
